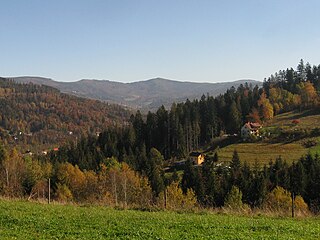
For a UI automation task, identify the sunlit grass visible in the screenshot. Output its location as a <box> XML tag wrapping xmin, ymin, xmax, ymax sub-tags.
<box><xmin>217</xmin><ymin>142</ymin><xmax>307</xmax><ymax>166</ymax></box>
<box><xmin>0</xmin><ymin>199</ymin><xmax>319</xmax><ymax>239</ymax></box>
<box><xmin>266</xmin><ymin>110</ymin><xmax>320</xmax><ymax>130</ymax></box>
<box><xmin>215</xmin><ymin>110</ymin><xmax>320</xmax><ymax>166</ymax></box>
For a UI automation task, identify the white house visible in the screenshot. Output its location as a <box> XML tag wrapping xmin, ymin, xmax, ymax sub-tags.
<box><xmin>241</xmin><ymin>122</ymin><xmax>262</xmax><ymax>139</ymax></box>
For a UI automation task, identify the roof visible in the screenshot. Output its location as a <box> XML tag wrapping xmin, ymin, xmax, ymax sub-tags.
<box><xmin>189</xmin><ymin>152</ymin><xmax>203</xmax><ymax>157</ymax></box>
<box><xmin>250</xmin><ymin>122</ymin><xmax>262</xmax><ymax>128</ymax></box>
<box><xmin>243</xmin><ymin>122</ymin><xmax>262</xmax><ymax>130</ymax></box>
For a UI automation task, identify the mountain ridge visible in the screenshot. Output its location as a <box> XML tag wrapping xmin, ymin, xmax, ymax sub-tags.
<box><xmin>10</xmin><ymin>76</ymin><xmax>262</xmax><ymax>111</ymax></box>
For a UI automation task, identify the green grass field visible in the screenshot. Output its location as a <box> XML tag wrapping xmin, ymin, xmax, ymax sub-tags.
<box><xmin>0</xmin><ymin>200</ymin><xmax>319</xmax><ymax>239</ymax></box>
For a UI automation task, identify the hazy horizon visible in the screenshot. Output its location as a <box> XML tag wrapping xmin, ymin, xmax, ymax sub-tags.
<box><xmin>7</xmin><ymin>75</ymin><xmax>262</xmax><ymax>84</ymax></box>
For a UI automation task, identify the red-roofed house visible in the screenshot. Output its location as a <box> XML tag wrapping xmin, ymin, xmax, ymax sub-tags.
<box><xmin>241</xmin><ymin>122</ymin><xmax>262</xmax><ymax>139</ymax></box>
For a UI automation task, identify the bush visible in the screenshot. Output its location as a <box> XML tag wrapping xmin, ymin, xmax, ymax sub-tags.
<box><xmin>224</xmin><ymin>186</ymin><xmax>243</xmax><ymax>210</ymax></box>
<box><xmin>264</xmin><ymin>186</ymin><xmax>291</xmax><ymax>212</ymax></box>
<box><xmin>311</xmin><ymin>128</ymin><xmax>320</xmax><ymax>137</ymax></box>
<box><xmin>56</xmin><ymin>183</ymin><xmax>73</xmax><ymax>202</ymax></box>
<box><xmin>263</xmin><ymin>186</ymin><xmax>309</xmax><ymax>215</ymax></box>
<box><xmin>159</xmin><ymin>181</ymin><xmax>197</xmax><ymax>211</ymax></box>
<box><xmin>302</xmin><ymin>139</ymin><xmax>318</xmax><ymax>148</ymax></box>
<box><xmin>294</xmin><ymin>195</ymin><xmax>309</xmax><ymax>215</ymax></box>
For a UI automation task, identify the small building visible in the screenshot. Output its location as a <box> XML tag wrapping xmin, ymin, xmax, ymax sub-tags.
<box><xmin>241</xmin><ymin>122</ymin><xmax>262</xmax><ymax>139</ymax></box>
<box><xmin>189</xmin><ymin>152</ymin><xmax>205</xmax><ymax>165</ymax></box>
<box><xmin>23</xmin><ymin>150</ymin><xmax>33</xmax><ymax>156</ymax></box>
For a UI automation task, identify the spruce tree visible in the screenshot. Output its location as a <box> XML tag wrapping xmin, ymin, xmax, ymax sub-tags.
<box><xmin>227</xmin><ymin>101</ymin><xmax>242</xmax><ymax>134</ymax></box>
<box><xmin>230</xmin><ymin>149</ymin><xmax>241</xmax><ymax>170</ymax></box>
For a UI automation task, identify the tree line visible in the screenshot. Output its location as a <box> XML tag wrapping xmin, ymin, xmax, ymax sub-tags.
<box><xmin>0</xmin><ymin>142</ymin><xmax>318</xmax><ymax>214</ymax></box>
<box><xmin>0</xmin><ymin>144</ymin><xmax>196</xmax><ymax>210</ymax></box>
<box><xmin>182</xmin><ymin>150</ymin><xmax>320</xmax><ymax>213</ymax></box>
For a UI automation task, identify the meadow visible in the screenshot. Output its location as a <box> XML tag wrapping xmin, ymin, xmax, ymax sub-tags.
<box><xmin>216</xmin><ymin>110</ymin><xmax>320</xmax><ymax>166</ymax></box>
<box><xmin>0</xmin><ymin>199</ymin><xmax>319</xmax><ymax>239</ymax></box>
<box><xmin>265</xmin><ymin>110</ymin><xmax>320</xmax><ymax>129</ymax></box>
<box><xmin>217</xmin><ymin>142</ymin><xmax>307</xmax><ymax>166</ymax></box>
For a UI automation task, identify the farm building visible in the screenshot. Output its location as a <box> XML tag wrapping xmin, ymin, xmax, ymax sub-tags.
<box><xmin>241</xmin><ymin>122</ymin><xmax>262</xmax><ymax>139</ymax></box>
<box><xmin>189</xmin><ymin>152</ymin><xmax>205</xmax><ymax>165</ymax></box>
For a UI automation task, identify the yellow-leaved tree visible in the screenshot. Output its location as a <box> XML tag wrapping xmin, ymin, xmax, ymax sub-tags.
<box><xmin>263</xmin><ymin>186</ymin><xmax>309</xmax><ymax>215</ymax></box>
<box><xmin>98</xmin><ymin>160</ymin><xmax>152</xmax><ymax>208</ymax></box>
<box><xmin>258</xmin><ymin>91</ymin><xmax>274</xmax><ymax>121</ymax></box>
<box><xmin>159</xmin><ymin>181</ymin><xmax>197</xmax><ymax>210</ymax></box>
<box><xmin>298</xmin><ymin>81</ymin><xmax>318</xmax><ymax>108</ymax></box>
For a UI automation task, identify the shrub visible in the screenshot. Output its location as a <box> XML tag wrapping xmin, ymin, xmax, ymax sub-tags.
<box><xmin>292</xmin><ymin>119</ymin><xmax>300</xmax><ymax>125</ymax></box>
<box><xmin>264</xmin><ymin>186</ymin><xmax>291</xmax><ymax>211</ymax></box>
<box><xmin>224</xmin><ymin>186</ymin><xmax>243</xmax><ymax>210</ymax></box>
<box><xmin>294</xmin><ymin>195</ymin><xmax>309</xmax><ymax>215</ymax></box>
<box><xmin>56</xmin><ymin>183</ymin><xmax>73</xmax><ymax>202</ymax></box>
<box><xmin>264</xmin><ymin>186</ymin><xmax>309</xmax><ymax>215</ymax></box>
<box><xmin>302</xmin><ymin>139</ymin><xmax>318</xmax><ymax>148</ymax></box>
<box><xmin>159</xmin><ymin>181</ymin><xmax>197</xmax><ymax>210</ymax></box>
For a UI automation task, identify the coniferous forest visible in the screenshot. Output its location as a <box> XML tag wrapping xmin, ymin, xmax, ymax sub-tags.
<box><xmin>1</xmin><ymin>60</ymin><xmax>320</xmax><ymax>214</ymax></box>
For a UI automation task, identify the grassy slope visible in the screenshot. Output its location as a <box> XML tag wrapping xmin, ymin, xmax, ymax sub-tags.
<box><xmin>266</xmin><ymin>110</ymin><xmax>320</xmax><ymax>129</ymax></box>
<box><xmin>0</xmin><ymin>200</ymin><xmax>319</xmax><ymax>240</ymax></box>
<box><xmin>218</xmin><ymin>142</ymin><xmax>306</xmax><ymax>166</ymax></box>
<box><xmin>217</xmin><ymin>110</ymin><xmax>320</xmax><ymax>166</ymax></box>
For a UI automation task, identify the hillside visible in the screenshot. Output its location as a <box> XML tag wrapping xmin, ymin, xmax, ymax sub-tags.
<box><xmin>0</xmin><ymin>78</ymin><xmax>130</xmax><ymax>152</ymax></box>
<box><xmin>12</xmin><ymin>76</ymin><xmax>262</xmax><ymax>111</ymax></box>
<box><xmin>0</xmin><ymin>200</ymin><xmax>319</xmax><ymax>240</ymax></box>
<box><xmin>216</xmin><ymin>110</ymin><xmax>320</xmax><ymax>166</ymax></box>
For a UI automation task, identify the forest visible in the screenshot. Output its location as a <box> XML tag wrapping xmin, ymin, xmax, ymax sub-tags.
<box><xmin>0</xmin><ymin>60</ymin><xmax>320</xmax><ymax>214</ymax></box>
<box><xmin>0</xmin><ymin>78</ymin><xmax>130</xmax><ymax>150</ymax></box>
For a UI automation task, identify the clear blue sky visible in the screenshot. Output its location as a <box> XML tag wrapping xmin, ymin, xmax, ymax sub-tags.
<box><xmin>1</xmin><ymin>0</ymin><xmax>320</xmax><ymax>83</ymax></box>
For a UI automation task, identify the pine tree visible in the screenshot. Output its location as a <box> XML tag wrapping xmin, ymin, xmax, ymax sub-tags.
<box><xmin>181</xmin><ymin>160</ymin><xmax>196</xmax><ymax>194</ymax></box>
<box><xmin>230</xmin><ymin>149</ymin><xmax>241</xmax><ymax>170</ymax></box>
<box><xmin>290</xmin><ymin>161</ymin><xmax>306</xmax><ymax>196</ymax></box>
<box><xmin>147</xmin><ymin>148</ymin><xmax>165</xmax><ymax>197</ymax></box>
<box><xmin>227</xmin><ymin>101</ymin><xmax>242</xmax><ymax>133</ymax></box>
<box><xmin>224</xmin><ymin>186</ymin><xmax>243</xmax><ymax>209</ymax></box>
<box><xmin>202</xmin><ymin>155</ymin><xmax>216</xmax><ymax>206</ymax></box>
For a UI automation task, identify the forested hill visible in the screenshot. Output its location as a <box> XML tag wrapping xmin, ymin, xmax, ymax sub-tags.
<box><xmin>12</xmin><ymin>76</ymin><xmax>262</xmax><ymax>111</ymax></box>
<box><xmin>0</xmin><ymin>78</ymin><xmax>130</xmax><ymax>151</ymax></box>
<box><xmin>52</xmin><ymin>60</ymin><xmax>320</xmax><ymax>169</ymax></box>
<box><xmin>46</xmin><ymin>61</ymin><xmax>320</xmax><ymax>212</ymax></box>
<box><xmin>1</xmin><ymin>61</ymin><xmax>320</xmax><ymax>213</ymax></box>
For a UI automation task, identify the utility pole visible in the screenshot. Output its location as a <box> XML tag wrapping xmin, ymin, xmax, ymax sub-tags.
<box><xmin>291</xmin><ymin>192</ymin><xmax>295</xmax><ymax>218</ymax></box>
<box><xmin>48</xmin><ymin>178</ymin><xmax>51</xmax><ymax>204</ymax></box>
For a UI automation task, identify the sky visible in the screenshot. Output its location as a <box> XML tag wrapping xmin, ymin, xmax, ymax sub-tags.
<box><xmin>1</xmin><ymin>0</ymin><xmax>320</xmax><ymax>83</ymax></box>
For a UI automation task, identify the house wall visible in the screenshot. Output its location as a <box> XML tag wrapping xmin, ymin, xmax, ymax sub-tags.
<box><xmin>241</xmin><ymin>126</ymin><xmax>250</xmax><ymax>138</ymax></box>
<box><xmin>190</xmin><ymin>155</ymin><xmax>204</xmax><ymax>165</ymax></box>
<box><xmin>197</xmin><ymin>155</ymin><xmax>204</xmax><ymax>165</ymax></box>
